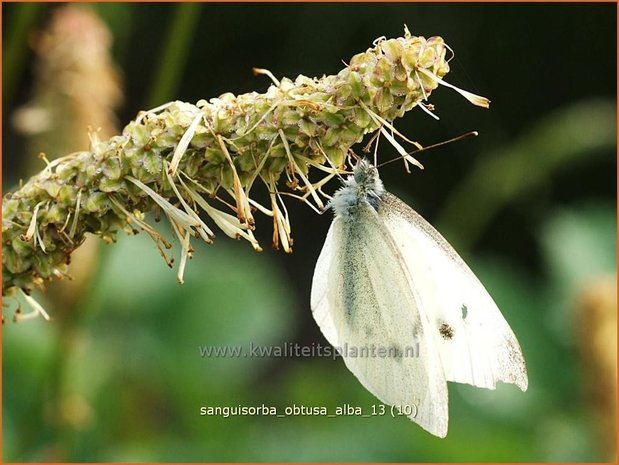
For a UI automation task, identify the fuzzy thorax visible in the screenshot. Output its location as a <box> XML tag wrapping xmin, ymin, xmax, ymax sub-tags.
<box><xmin>330</xmin><ymin>161</ymin><xmax>385</xmax><ymax>220</ymax></box>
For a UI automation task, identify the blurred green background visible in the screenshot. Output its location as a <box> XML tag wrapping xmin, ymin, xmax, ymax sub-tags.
<box><xmin>2</xmin><ymin>2</ymin><xmax>616</xmax><ymax>462</ymax></box>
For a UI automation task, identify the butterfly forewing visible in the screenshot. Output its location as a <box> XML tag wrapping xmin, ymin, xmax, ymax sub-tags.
<box><xmin>311</xmin><ymin>203</ymin><xmax>449</xmax><ymax>437</ymax></box>
<box><xmin>379</xmin><ymin>193</ymin><xmax>528</xmax><ymax>391</ymax></box>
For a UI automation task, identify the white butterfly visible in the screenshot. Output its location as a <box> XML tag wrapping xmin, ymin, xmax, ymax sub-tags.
<box><xmin>310</xmin><ymin>160</ymin><xmax>528</xmax><ymax>438</ymax></box>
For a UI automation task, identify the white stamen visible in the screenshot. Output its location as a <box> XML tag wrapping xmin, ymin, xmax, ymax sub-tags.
<box><xmin>20</xmin><ymin>290</ymin><xmax>51</xmax><ymax>321</ymax></box>
<box><xmin>164</xmin><ymin>161</ymin><xmax>214</xmax><ymax>243</ymax></box>
<box><xmin>177</xmin><ymin>230</ymin><xmax>191</xmax><ymax>284</ymax></box>
<box><xmin>418</xmin><ymin>102</ymin><xmax>440</xmax><ymax>120</ymax></box>
<box><xmin>372</xmin><ymin>35</ymin><xmax>387</xmax><ymax>46</ymax></box>
<box><xmin>168</xmin><ymin>111</ymin><xmax>204</xmax><ymax>176</ymax></box>
<box><xmin>22</xmin><ymin>202</ymin><xmax>45</xmax><ymax>251</ymax></box>
<box><xmin>417</xmin><ymin>68</ymin><xmax>490</xmax><ymax>108</ymax></box>
<box><xmin>217</xmin><ymin>135</ymin><xmax>254</xmax><ymax>226</ymax></box>
<box><xmin>126</xmin><ymin>177</ymin><xmax>199</xmax><ymax>233</ymax></box>
<box><xmin>135</xmin><ymin>101</ymin><xmax>175</xmax><ymax>124</ymax></box>
<box><xmin>252</xmin><ymin>67</ymin><xmax>281</xmax><ymax>87</ymax></box>
<box><xmin>279</xmin><ymin>129</ymin><xmax>324</xmax><ymax>210</ymax></box>
<box><xmin>69</xmin><ymin>189</ymin><xmax>82</xmax><ymax>238</ymax></box>
<box><xmin>179</xmin><ymin>175</ymin><xmax>261</xmax><ymax>251</ymax></box>
<box><xmin>415</xmin><ymin>70</ymin><xmax>429</xmax><ymax>101</ymax></box>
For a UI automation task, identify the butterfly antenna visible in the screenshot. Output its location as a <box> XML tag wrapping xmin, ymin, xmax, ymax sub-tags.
<box><xmin>347</xmin><ymin>149</ymin><xmax>362</xmax><ymax>168</ymax></box>
<box><xmin>372</xmin><ymin>129</ymin><xmax>381</xmax><ymax>166</ymax></box>
<box><xmin>377</xmin><ymin>131</ymin><xmax>478</xmax><ymax>168</ymax></box>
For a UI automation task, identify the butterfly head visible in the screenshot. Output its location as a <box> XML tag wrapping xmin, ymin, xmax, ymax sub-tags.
<box><xmin>329</xmin><ymin>160</ymin><xmax>384</xmax><ymax>220</ymax></box>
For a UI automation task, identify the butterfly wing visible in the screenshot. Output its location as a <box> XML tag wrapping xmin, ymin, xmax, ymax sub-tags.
<box><xmin>379</xmin><ymin>192</ymin><xmax>528</xmax><ymax>391</ymax></box>
<box><xmin>310</xmin><ymin>221</ymin><xmax>341</xmax><ymax>347</ymax></box>
<box><xmin>311</xmin><ymin>204</ymin><xmax>449</xmax><ymax>437</ymax></box>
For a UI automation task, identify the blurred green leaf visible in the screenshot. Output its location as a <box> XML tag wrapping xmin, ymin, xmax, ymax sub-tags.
<box><xmin>3</xmin><ymin>3</ymin><xmax>44</xmax><ymax>109</ymax></box>
<box><xmin>146</xmin><ymin>3</ymin><xmax>202</xmax><ymax>107</ymax></box>
<box><xmin>437</xmin><ymin>99</ymin><xmax>616</xmax><ymax>249</ymax></box>
<box><xmin>541</xmin><ymin>203</ymin><xmax>616</xmax><ymax>291</ymax></box>
<box><xmin>540</xmin><ymin>203</ymin><xmax>616</xmax><ymax>347</ymax></box>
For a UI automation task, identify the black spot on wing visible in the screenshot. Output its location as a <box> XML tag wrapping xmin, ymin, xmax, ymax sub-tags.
<box><xmin>439</xmin><ymin>322</ymin><xmax>454</xmax><ymax>340</ymax></box>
